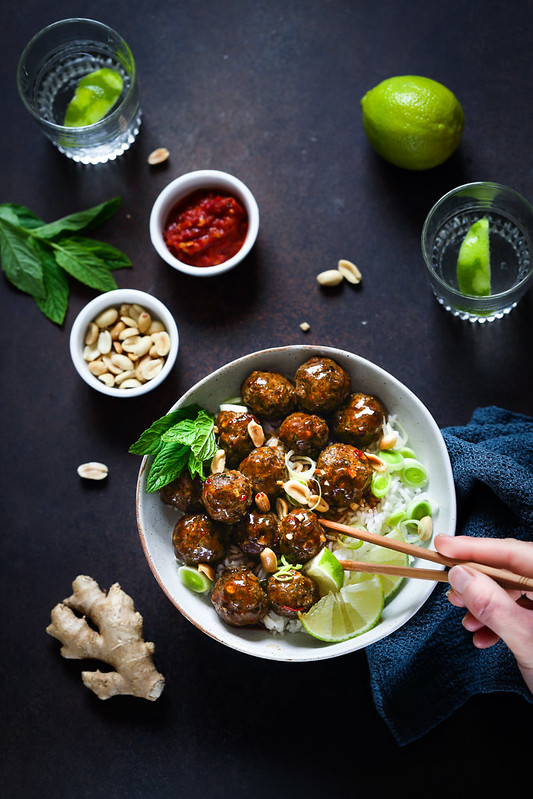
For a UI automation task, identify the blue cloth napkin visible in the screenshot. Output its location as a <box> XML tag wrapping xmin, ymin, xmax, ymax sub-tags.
<box><xmin>365</xmin><ymin>406</ymin><xmax>533</xmax><ymax>745</ymax></box>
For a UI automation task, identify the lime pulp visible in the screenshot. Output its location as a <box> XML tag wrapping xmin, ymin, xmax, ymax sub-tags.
<box><xmin>64</xmin><ymin>67</ymin><xmax>123</xmax><ymax>127</ymax></box>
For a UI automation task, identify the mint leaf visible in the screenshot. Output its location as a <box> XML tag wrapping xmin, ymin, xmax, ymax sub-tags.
<box><xmin>0</xmin><ymin>218</ymin><xmax>45</xmax><ymax>298</ymax></box>
<box><xmin>70</xmin><ymin>237</ymin><xmax>132</xmax><ymax>270</ymax></box>
<box><xmin>33</xmin><ymin>242</ymin><xmax>70</xmax><ymax>324</ymax></box>
<box><xmin>129</xmin><ymin>406</ymin><xmax>202</xmax><ymax>455</ymax></box>
<box><xmin>0</xmin><ymin>203</ymin><xmax>44</xmax><ymax>229</ymax></box>
<box><xmin>31</xmin><ymin>197</ymin><xmax>122</xmax><ymax>239</ymax></box>
<box><xmin>130</xmin><ymin>405</ymin><xmax>215</xmax><ymax>490</ymax></box>
<box><xmin>53</xmin><ymin>238</ymin><xmax>118</xmax><ymax>291</ymax></box>
<box><xmin>146</xmin><ymin>444</ymin><xmax>190</xmax><ymax>493</ymax></box>
<box><xmin>0</xmin><ymin>197</ymin><xmax>129</xmax><ymax>325</ymax></box>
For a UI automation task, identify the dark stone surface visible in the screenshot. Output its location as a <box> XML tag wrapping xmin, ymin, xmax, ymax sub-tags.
<box><xmin>2</xmin><ymin>2</ymin><xmax>532</xmax><ymax>796</ymax></box>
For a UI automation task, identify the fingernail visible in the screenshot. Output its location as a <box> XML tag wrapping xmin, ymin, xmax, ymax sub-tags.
<box><xmin>449</xmin><ymin>565</ymin><xmax>474</xmax><ymax>594</ymax></box>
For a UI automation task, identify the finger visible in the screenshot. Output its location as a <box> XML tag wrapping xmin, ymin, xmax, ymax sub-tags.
<box><xmin>449</xmin><ymin>565</ymin><xmax>533</xmax><ymax>668</ymax></box>
<box><xmin>435</xmin><ymin>534</ymin><xmax>533</xmax><ymax>578</ymax></box>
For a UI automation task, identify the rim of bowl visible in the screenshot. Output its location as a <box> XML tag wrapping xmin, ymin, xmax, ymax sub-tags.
<box><xmin>69</xmin><ymin>288</ymin><xmax>179</xmax><ymax>397</ymax></box>
<box><xmin>149</xmin><ymin>169</ymin><xmax>260</xmax><ymax>277</ymax></box>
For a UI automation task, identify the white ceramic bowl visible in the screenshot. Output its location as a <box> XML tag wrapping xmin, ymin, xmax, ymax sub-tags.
<box><xmin>149</xmin><ymin>169</ymin><xmax>260</xmax><ymax>277</ymax></box>
<box><xmin>136</xmin><ymin>345</ymin><xmax>456</xmax><ymax>661</ymax></box>
<box><xmin>70</xmin><ymin>289</ymin><xmax>179</xmax><ymax>397</ymax></box>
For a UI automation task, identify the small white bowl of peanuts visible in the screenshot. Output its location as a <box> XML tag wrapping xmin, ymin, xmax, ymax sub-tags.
<box><xmin>69</xmin><ymin>289</ymin><xmax>179</xmax><ymax>397</ymax></box>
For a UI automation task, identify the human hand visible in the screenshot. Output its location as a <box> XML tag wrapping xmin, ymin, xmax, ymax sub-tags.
<box><xmin>434</xmin><ymin>534</ymin><xmax>533</xmax><ymax>694</ymax></box>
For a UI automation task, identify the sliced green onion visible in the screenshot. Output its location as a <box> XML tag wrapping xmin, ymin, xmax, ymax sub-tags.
<box><xmin>400</xmin><ymin>458</ymin><xmax>428</xmax><ymax>489</ymax></box>
<box><xmin>178</xmin><ymin>565</ymin><xmax>213</xmax><ymax>593</ymax></box>
<box><xmin>284</xmin><ymin>449</ymin><xmax>316</xmax><ymax>482</ymax></box>
<box><xmin>386</xmin><ymin>508</ymin><xmax>406</xmax><ymax>528</ymax></box>
<box><xmin>339</xmin><ymin>533</ymin><xmax>364</xmax><ymax>550</ymax></box>
<box><xmin>405</xmin><ymin>497</ymin><xmax>433</xmax><ymax>520</ymax></box>
<box><xmin>371</xmin><ymin>471</ymin><xmax>391</xmax><ymax>498</ymax></box>
<box><xmin>398</xmin><ymin>517</ymin><xmax>421</xmax><ymax>538</ymax></box>
<box><xmin>398</xmin><ymin>446</ymin><xmax>417</xmax><ymax>459</ymax></box>
<box><xmin>378</xmin><ymin>449</ymin><xmax>404</xmax><ymax>471</ymax></box>
<box><xmin>388</xmin><ymin>417</ymin><xmax>409</xmax><ymax>449</ymax></box>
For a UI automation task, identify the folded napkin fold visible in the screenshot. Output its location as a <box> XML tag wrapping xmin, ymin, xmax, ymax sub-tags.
<box><xmin>365</xmin><ymin>406</ymin><xmax>533</xmax><ymax>745</ymax></box>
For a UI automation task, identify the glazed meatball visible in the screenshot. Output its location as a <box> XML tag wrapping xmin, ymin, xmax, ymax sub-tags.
<box><xmin>239</xmin><ymin>446</ymin><xmax>285</xmax><ymax>497</ymax></box>
<box><xmin>211</xmin><ymin>566</ymin><xmax>268</xmax><ymax>627</ymax></box>
<box><xmin>202</xmin><ymin>470</ymin><xmax>253</xmax><ymax>524</ymax></box>
<box><xmin>160</xmin><ymin>472</ymin><xmax>203</xmax><ymax>513</ymax></box>
<box><xmin>267</xmin><ymin>570</ymin><xmax>320</xmax><ymax>618</ymax></box>
<box><xmin>234</xmin><ymin>510</ymin><xmax>280</xmax><ymax>556</ymax></box>
<box><xmin>294</xmin><ymin>356</ymin><xmax>351</xmax><ymax>415</ymax></box>
<box><xmin>279</xmin><ymin>509</ymin><xmax>326</xmax><ymax>564</ymax></box>
<box><xmin>172</xmin><ymin>513</ymin><xmax>227</xmax><ymax>565</ymax></box>
<box><xmin>316</xmin><ymin>443</ymin><xmax>372</xmax><ymax>509</ymax></box>
<box><xmin>215</xmin><ymin>409</ymin><xmax>259</xmax><ymax>468</ymax></box>
<box><xmin>278</xmin><ymin>411</ymin><xmax>329</xmax><ymax>457</ymax></box>
<box><xmin>332</xmin><ymin>392</ymin><xmax>388</xmax><ymax>448</ymax></box>
<box><xmin>241</xmin><ymin>370</ymin><xmax>297</xmax><ymax>420</ymax></box>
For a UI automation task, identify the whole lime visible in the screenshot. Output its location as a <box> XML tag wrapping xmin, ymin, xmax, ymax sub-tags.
<box><xmin>361</xmin><ymin>76</ymin><xmax>464</xmax><ymax>170</ymax></box>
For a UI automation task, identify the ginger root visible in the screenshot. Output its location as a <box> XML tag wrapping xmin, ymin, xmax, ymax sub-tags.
<box><xmin>47</xmin><ymin>575</ymin><xmax>165</xmax><ymax>701</ymax></box>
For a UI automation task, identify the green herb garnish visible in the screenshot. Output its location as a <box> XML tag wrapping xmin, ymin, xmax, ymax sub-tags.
<box><xmin>0</xmin><ymin>197</ymin><xmax>131</xmax><ymax>324</ymax></box>
<box><xmin>129</xmin><ymin>405</ymin><xmax>218</xmax><ymax>492</ymax></box>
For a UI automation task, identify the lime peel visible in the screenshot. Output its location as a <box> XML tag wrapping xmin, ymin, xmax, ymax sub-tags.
<box><xmin>64</xmin><ymin>67</ymin><xmax>123</xmax><ymax>127</ymax></box>
<box><xmin>456</xmin><ymin>217</ymin><xmax>491</xmax><ymax>297</ymax></box>
<box><xmin>298</xmin><ymin>576</ymin><xmax>384</xmax><ymax>642</ymax></box>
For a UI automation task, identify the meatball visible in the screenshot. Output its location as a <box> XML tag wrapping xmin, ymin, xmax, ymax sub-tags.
<box><xmin>215</xmin><ymin>409</ymin><xmax>259</xmax><ymax>468</ymax></box>
<box><xmin>202</xmin><ymin>470</ymin><xmax>253</xmax><ymax>524</ymax></box>
<box><xmin>279</xmin><ymin>508</ymin><xmax>326</xmax><ymax>564</ymax></box>
<box><xmin>172</xmin><ymin>513</ymin><xmax>227</xmax><ymax>565</ymax></box>
<box><xmin>278</xmin><ymin>411</ymin><xmax>329</xmax><ymax>457</ymax></box>
<box><xmin>316</xmin><ymin>443</ymin><xmax>372</xmax><ymax>509</ymax></box>
<box><xmin>331</xmin><ymin>392</ymin><xmax>388</xmax><ymax>448</ymax></box>
<box><xmin>233</xmin><ymin>510</ymin><xmax>280</xmax><ymax>556</ymax></box>
<box><xmin>241</xmin><ymin>370</ymin><xmax>297</xmax><ymax>420</ymax></box>
<box><xmin>239</xmin><ymin>446</ymin><xmax>285</xmax><ymax>497</ymax></box>
<box><xmin>211</xmin><ymin>566</ymin><xmax>268</xmax><ymax>627</ymax></box>
<box><xmin>294</xmin><ymin>356</ymin><xmax>351</xmax><ymax>415</ymax></box>
<box><xmin>267</xmin><ymin>570</ymin><xmax>320</xmax><ymax>618</ymax></box>
<box><xmin>160</xmin><ymin>472</ymin><xmax>203</xmax><ymax>513</ymax></box>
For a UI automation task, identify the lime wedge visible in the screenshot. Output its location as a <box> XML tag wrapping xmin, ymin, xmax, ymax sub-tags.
<box><xmin>298</xmin><ymin>576</ymin><xmax>383</xmax><ymax>642</ymax></box>
<box><xmin>303</xmin><ymin>547</ymin><xmax>345</xmax><ymax>596</ymax></box>
<box><xmin>456</xmin><ymin>217</ymin><xmax>491</xmax><ymax>296</ymax></box>
<box><xmin>343</xmin><ymin>529</ymin><xmax>409</xmax><ymax>602</ymax></box>
<box><xmin>64</xmin><ymin>68</ymin><xmax>123</xmax><ymax>127</ymax></box>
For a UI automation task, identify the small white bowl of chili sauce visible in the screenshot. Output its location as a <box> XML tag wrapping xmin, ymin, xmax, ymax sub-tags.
<box><xmin>149</xmin><ymin>170</ymin><xmax>259</xmax><ymax>277</ymax></box>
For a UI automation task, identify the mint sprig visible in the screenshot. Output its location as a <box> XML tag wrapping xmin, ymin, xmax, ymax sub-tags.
<box><xmin>0</xmin><ymin>197</ymin><xmax>131</xmax><ymax>324</ymax></box>
<box><xmin>129</xmin><ymin>405</ymin><xmax>218</xmax><ymax>492</ymax></box>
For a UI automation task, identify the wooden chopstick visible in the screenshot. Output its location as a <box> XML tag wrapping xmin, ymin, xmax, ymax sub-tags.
<box><xmin>321</xmin><ymin>518</ymin><xmax>533</xmax><ymax>592</ymax></box>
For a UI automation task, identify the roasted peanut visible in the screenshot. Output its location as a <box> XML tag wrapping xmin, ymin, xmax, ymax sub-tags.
<box><xmin>82</xmin><ymin>303</ymin><xmax>172</xmax><ymax>390</ymax></box>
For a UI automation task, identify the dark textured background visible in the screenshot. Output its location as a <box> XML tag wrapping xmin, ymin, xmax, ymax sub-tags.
<box><xmin>2</xmin><ymin>2</ymin><xmax>532</xmax><ymax>797</ymax></box>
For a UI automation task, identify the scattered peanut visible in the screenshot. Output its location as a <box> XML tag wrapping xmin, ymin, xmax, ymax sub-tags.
<box><xmin>337</xmin><ymin>259</ymin><xmax>362</xmax><ymax>284</ymax></box>
<box><xmin>247</xmin><ymin>419</ymin><xmax>265</xmax><ymax>447</ymax></box>
<box><xmin>418</xmin><ymin>516</ymin><xmax>433</xmax><ymax>542</ymax></box>
<box><xmin>283</xmin><ymin>479</ymin><xmax>312</xmax><ymax>504</ymax></box>
<box><xmin>316</xmin><ymin>269</ymin><xmax>343</xmax><ymax>287</ymax></box>
<box><xmin>365</xmin><ymin>452</ymin><xmax>388</xmax><ymax>473</ymax></box>
<box><xmin>82</xmin><ymin>303</ymin><xmax>172</xmax><ymax>390</ymax></box>
<box><xmin>198</xmin><ymin>563</ymin><xmax>215</xmax><ymax>582</ymax></box>
<box><xmin>77</xmin><ymin>462</ymin><xmax>108</xmax><ymax>480</ymax></box>
<box><xmin>299</xmin><ymin>321</ymin><xmax>310</xmax><ymax>332</ymax></box>
<box><xmin>260</xmin><ymin>548</ymin><xmax>278</xmax><ymax>574</ymax></box>
<box><xmin>147</xmin><ymin>147</ymin><xmax>170</xmax><ymax>165</ymax></box>
<box><xmin>211</xmin><ymin>449</ymin><xmax>226</xmax><ymax>474</ymax></box>
<box><xmin>255</xmin><ymin>492</ymin><xmax>270</xmax><ymax>512</ymax></box>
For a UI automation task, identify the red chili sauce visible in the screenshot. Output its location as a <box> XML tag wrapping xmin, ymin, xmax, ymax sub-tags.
<box><xmin>163</xmin><ymin>190</ymin><xmax>248</xmax><ymax>267</ymax></box>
